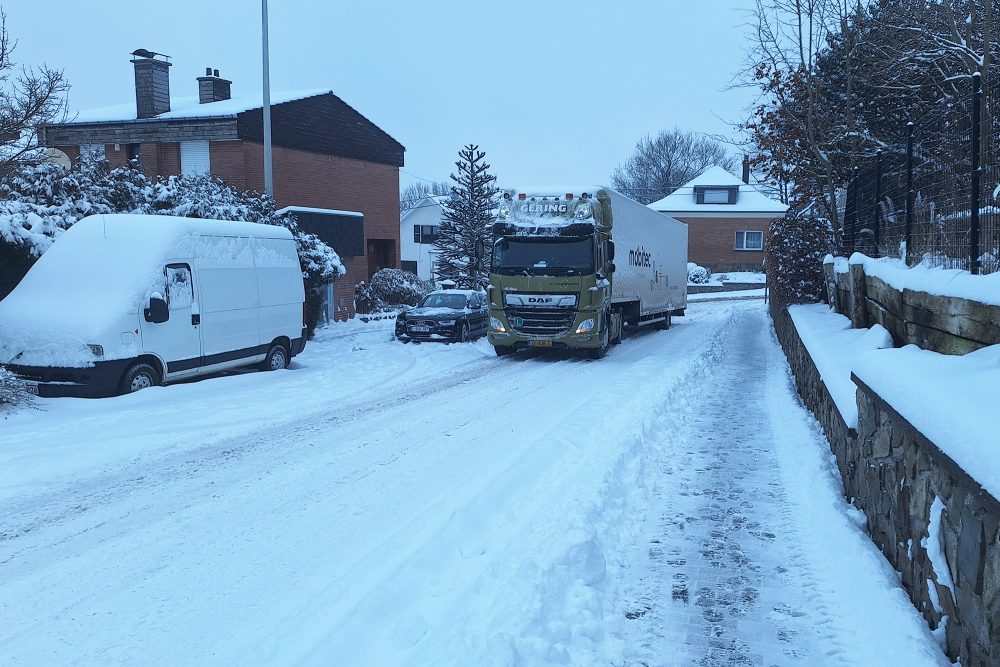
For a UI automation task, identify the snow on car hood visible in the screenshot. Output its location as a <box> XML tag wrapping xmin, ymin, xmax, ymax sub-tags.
<box><xmin>406</xmin><ymin>306</ymin><xmax>469</xmax><ymax>318</ymax></box>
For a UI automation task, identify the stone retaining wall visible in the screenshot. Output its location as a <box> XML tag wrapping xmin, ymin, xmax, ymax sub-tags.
<box><xmin>773</xmin><ymin>309</ymin><xmax>1000</xmax><ymax>666</ymax></box>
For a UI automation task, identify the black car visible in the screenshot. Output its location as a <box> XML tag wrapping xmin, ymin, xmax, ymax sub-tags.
<box><xmin>395</xmin><ymin>290</ymin><xmax>489</xmax><ymax>343</ymax></box>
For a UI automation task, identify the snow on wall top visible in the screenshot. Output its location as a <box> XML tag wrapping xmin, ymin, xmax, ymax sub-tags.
<box><xmin>70</xmin><ymin>89</ymin><xmax>331</xmax><ymax>124</ymax></box>
<box><xmin>849</xmin><ymin>253</ymin><xmax>1000</xmax><ymax>306</ymax></box>
<box><xmin>0</xmin><ymin>214</ymin><xmax>292</xmax><ymax>367</ymax></box>
<box><xmin>854</xmin><ymin>343</ymin><xmax>1000</xmax><ymax>499</ymax></box>
<box><xmin>647</xmin><ymin>166</ymin><xmax>788</xmax><ymax>215</ymax></box>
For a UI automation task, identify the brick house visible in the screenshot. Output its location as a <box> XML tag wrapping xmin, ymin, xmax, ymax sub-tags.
<box><xmin>41</xmin><ymin>52</ymin><xmax>405</xmax><ymax>320</ymax></box>
<box><xmin>648</xmin><ymin>166</ymin><xmax>787</xmax><ymax>272</ymax></box>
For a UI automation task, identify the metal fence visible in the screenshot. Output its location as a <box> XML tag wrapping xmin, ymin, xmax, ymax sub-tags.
<box><xmin>843</xmin><ymin>73</ymin><xmax>999</xmax><ymax>275</ymax></box>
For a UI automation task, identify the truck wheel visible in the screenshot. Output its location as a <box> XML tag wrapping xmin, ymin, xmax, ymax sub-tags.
<box><xmin>261</xmin><ymin>343</ymin><xmax>289</xmax><ymax>371</ymax></box>
<box><xmin>588</xmin><ymin>324</ymin><xmax>610</xmax><ymax>360</ymax></box>
<box><xmin>120</xmin><ymin>362</ymin><xmax>160</xmax><ymax>394</ymax></box>
<box><xmin>494</xmin><ymin>345</ymin><xmax>514</xmax><ymax>357</ymax></box>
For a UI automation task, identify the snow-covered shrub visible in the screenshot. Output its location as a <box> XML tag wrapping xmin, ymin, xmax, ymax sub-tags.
<box><xmin>764</xmin><ymin>211</ymin><xmax>835</xmax><ymax>311</ymax></box>
<box><xmin>687</xmin><ymin>262</ymin><xmax>712</xmax><ymax>284</ymax></box>
<box><xmin>354</xmin><ymin>269</ymin><xmax>433</xmax><ymax>314</ymax></box>
<box><xmin>0</xmin><ymin>366</ymin><xmax>31</xmax><ymax>409</ymax></box>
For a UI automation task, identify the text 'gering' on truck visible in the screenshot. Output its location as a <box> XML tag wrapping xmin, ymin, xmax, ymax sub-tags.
<box><xmin>487</xmin><ymin>186</ymin><xmax>688</xmax><ymax>359</ymax></box>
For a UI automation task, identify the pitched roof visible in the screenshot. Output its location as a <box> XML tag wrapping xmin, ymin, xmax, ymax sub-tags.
<box><xmin>648</xmin><ymin>166</ymin><xmax>787</xmax><ymax>215</ymax></box>
<box><xmin>400</xmin><ymin>195</ymin><xmax>447</xmax><ymax>223</ymax></box>
<box><xmin>71</xmin><ymin>89</ymin><xmax>330</xmax><ymax>123</ymax></box>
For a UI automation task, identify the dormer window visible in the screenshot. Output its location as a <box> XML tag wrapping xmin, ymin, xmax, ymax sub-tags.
<box><xmin>694</xmin><ymin>185</ymin><xmax>739</xmax><ymax>204</ymax></box>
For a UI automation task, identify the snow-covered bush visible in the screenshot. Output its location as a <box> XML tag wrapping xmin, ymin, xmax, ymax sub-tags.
<box><xmin>687</xmin><ymin>262</ymin><xmax>712</xmax><ymax>284</ymax></box>
<box><xmin>355</xmin><ymin>269</ymin><xmax>433</xmax><ymax>314</ymax></box>
<box><xmin>764</xmin><ymin>211</ymin><xmax>835</xmax><ymax>310</ymax></box>
<box><xmin>0</xmin><ymin>366</ymin><xmax>31</xmax><ymax>409</ymax></box>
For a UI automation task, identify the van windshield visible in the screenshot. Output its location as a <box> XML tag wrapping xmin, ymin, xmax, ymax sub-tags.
<box><xmin>492</xmin><ymin>237</ymin><xmax>594</xmax><ymax>277</ymax></box>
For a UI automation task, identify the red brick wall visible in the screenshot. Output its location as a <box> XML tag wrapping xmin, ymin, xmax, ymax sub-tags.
<box><xmin>158</xmin><ymin>142</ymin><xmax>180</xmax><ymax>177</ymax></box>
<box><xmin>106</xmin><ymin>144</ymin><xmax>127</xmax><ymax>169</ymax></box>
<box><xmin>210</xmin><ymin>140</ymin><xmax>401</xmax><ymax>319</ymax></box>
<box><xmin>678</xmin><ymin>216</ymin><xmax>775</xmax><ymax>272</ymax></box>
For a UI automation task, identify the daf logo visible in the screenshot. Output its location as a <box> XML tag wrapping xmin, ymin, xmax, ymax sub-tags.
<box><xmin>527</xmin><ymin>297</ymin><xmax>553</xmax><ymax>303</ymax></box>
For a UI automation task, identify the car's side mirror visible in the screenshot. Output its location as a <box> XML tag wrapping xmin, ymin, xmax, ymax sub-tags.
<box><xmin>144</xmin><ymin>297</ymin><xmax>169</xmax><ymax>324</ymax></box>
<box><xmin>607</xmin><ymin>241</ymin><xmax>615</xmax><ymax>261</ymax></box>
<box><xmin>607</xmin><ymin>262</ymin><xmax>616</xmax><ymax>275</ymax></box>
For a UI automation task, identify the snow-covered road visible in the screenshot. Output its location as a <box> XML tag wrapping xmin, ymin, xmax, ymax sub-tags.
<box><xmin>0</xmin><ymin>302</ymin><xmax>947</xmax><ymax>665</ymax></box>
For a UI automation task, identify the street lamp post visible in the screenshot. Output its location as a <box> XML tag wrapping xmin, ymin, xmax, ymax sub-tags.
<box><xmin>261</xmin><ymin>0</ymin><xmax>273</xmax><ymax>197</ymax></box>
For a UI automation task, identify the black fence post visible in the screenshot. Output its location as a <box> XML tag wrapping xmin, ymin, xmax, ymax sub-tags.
<box><xmin>850</xmin><ymin>166</ymin><xmax>859</xmax><ymax>253</ymax></box>
<box><xmin>874</xmin><ymin>150</ymin><xmax>882</xmax><ymax>258</ymax></box>
<box><xmin>971</xmin><ymin>72</ymin><xmax>982</xmax><ymax>275</ymax></box>
<box><xmin>906</xmin><ymin>121</ymin><xmax>914</xmax><ymax>266</ymax></box>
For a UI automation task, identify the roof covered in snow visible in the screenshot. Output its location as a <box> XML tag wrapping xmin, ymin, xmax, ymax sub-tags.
<box><xmin>71</xmin><ymin>90</ymin><xmax>332</xmax><ymax>124</ymax></box>
<box><xmin>648</xmin><ymin>167</ymin><xmax>788</xmax><ymax>216</ymax></box>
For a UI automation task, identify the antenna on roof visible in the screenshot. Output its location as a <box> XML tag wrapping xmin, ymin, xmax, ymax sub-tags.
<box><xmin>131</xmin><ymin>48</ymin><xmax>171</xmax><ymax>62</ymax></box>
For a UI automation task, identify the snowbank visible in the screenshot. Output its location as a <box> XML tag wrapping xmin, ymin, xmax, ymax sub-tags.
<box><xmin>788</xmin><ymin>304</ymin><xmax>894</xmax><ymax>429</ymax></box>
<box><xmin>853</xmin><ymin>343</ymin><xmax>1000</xmax><ymax>497</ymax></box>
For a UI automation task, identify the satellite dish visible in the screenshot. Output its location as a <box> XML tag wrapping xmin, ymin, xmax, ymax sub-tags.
<box><xmin>44</xmin><ymin>148</ymin><xmax>72</xmax><ymax>170</ymax></box>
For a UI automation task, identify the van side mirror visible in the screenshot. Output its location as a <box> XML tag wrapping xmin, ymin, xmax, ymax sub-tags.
<box><xmin>607</xmin><ymin>241</ymin><xmax>615</xmax><ymax>261</ymax></box>
<box><xmin>144</xmin><ymin>297</ymin><xmax>169</xmax><ymax>324</ymax></box>
<box><xmin>607</xmin><ymin>262</ymin><xmax>616</xmax><ymax>274</ymax></box>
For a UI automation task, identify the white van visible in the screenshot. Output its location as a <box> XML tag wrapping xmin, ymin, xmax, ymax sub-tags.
<box><xmin>0</xmin><ymin>214</ymin><xmax>307</xmax><ymax>397</ymax></box>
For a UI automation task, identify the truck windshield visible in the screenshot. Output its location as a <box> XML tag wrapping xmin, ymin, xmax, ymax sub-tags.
<box><xmin>493</xmin><ymin>237</ymin><xmax>594</xmax><ymax>276</ymax></box>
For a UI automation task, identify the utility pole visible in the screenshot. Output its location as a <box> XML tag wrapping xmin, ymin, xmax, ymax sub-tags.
<box><xmin>261</xmin><ymin>0</ymin><xmax>273</xmax><ymax>197</ymax></box>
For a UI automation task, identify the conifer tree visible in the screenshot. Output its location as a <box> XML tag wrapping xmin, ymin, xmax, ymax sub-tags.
<box><xmin>433</xmin><ymin>145</ymin><xmax>499</xmax><ymax>289</ymax></box>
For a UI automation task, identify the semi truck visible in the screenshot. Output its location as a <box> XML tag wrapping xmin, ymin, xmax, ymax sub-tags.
<box><xmin>486</xmin><ymin>186</ymin><xmax>688</xmax><ymax>359</ymax></box>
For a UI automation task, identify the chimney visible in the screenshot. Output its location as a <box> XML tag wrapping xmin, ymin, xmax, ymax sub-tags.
<box><xmin>742</xmin><ymin>155</ymin><xmax>751</xmax><ymax>184</ymax></box>
<box><xmin>131</xmin><ymin>49</ymin><xmax>172</xmax><ymax>118</ymax></box>
<box><xmin>197</xmin><ymin>66</ymin><xmax>232</xmax><ymax>104</ymax></box>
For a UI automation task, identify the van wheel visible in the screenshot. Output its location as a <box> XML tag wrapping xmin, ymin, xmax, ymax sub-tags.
<box><xmin>261</xmin><ymin>344</ymin><xmax>289</xmax><ymax>371</ymax></box>
<box><xmin>120</xmin><ymin>362</ymin><xmax>160</xmax><ymax>395</ymax></box>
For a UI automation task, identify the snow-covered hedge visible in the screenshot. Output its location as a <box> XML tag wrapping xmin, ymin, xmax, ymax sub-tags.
<box><xmin>687</xmin><ymin>262</ymin><xmax>712</xmax><ymax>284</ymax></box>
<box><xmin>765</xmin><ymin>212</ymin><xmax>835</xmax><ymax>308</ymax></box>
<box><xmin>0</xmin><ymin>366</ymin><xmax>31</xmax><ymax>408</ymax></box>
<box><xmin>355</xmin><ymin>268</ymin><xmax>433</xmax><ymax>314</ymax></box>
<box><xmin>0</xmin><ymin>158</ymin><xmax>345</xmax><ymax>334</ymax></box>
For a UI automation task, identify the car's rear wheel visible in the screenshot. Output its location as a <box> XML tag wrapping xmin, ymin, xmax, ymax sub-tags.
<box><xmin>120</xmin><ymin>362</ymin><xmax>160</xmax><ymax>395</ymax></box>
<box><xmin>261</xmin><ymin>343</ymin><xmax>289</xmax><ymax>371</ymax></box>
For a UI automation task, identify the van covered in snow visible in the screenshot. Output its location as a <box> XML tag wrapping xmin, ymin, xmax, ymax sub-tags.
<box><xmin>0</xmin><ymin>214</ymin><xmax>306</xmax><ymax>397</ymax></box>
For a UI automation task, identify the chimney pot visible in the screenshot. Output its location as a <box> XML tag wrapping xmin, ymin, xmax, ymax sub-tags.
<box><xmin>206</xmin><ymin>67</ymin><xmax>212</xmax><ymax>76</ymax></box>
<box><xmin>213</xmin><ymin>69</ymin><xmax>220</xmax><ymax>77</ymax></box>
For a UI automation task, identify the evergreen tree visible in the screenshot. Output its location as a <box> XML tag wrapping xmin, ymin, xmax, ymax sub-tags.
<box><xmin>433</xmin><ymin>145</ymin><xmax>499</xmax><ymax>289</ymax></box>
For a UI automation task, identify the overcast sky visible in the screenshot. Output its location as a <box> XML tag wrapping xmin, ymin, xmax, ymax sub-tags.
<box><xmin>6</xmin><ymin>0</ymin><xmax>757</xmax><ymax>191</ymax></box>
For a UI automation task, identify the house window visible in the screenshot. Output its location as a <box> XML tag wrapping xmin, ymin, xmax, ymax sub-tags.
<box><xmin>703</xmin><ymin>188</ymin><xmax>731</xmax><ymax>204</ymax></box>
<box><xmin>180</xmin><ymin>140</ymin><xmax>211</xmax><ymax>175</ymax></box>
<box><xmin>414</xmin><ymin>224</ymin><xmax>439</xmax><ymax>244</ymax></box>
<box><xmin>735</xmin><ymin>230</ymin><xmax>764</xmax><ymax>251</ymax></box>
<box><xmin>400</xmin><ymin>260</ymin><xmax>418</xmax><ymax>274</ymax></box>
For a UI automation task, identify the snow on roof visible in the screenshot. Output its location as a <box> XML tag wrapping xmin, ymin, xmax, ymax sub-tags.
<box><xmin>400</xmin><ymin>195</ymin><xmax>446</xmax><ymax>223</ymax></box>
<box><xmin>505</xmin><ymin>185</ymin><xmax>605</xmax><ymax>197</ymax></box>
<box><xmin>70</xmin><ymin>89</ymin><xmax>331</xmax><ymax>124</ymax></box>
<box><xmin>277</xmin><ymin>206</ymin><xmax>363</xmax><ymax>218</ymax></box>
<box><xmin>647</xmin><ymin>166</ymin><xmax>788</xmax><ymax>215</ymax></box>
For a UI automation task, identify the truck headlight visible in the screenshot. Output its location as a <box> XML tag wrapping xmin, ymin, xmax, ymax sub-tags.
<box><xmin>490</xmin><ymin>317</ymin><xmax>506</xmax><ymax>332</ymax></box>
<box><xmin>575</xmin><ymin>202</ymin><xmax>592</xmax><ymax>220</ymax></box>
<box><xmin>87</xmin><ymin>344</ymin><xmax>104</xmax><ymax>357</ymax></box>
<box><xmin>575</xmin><ymin>319</ymin><xmax>595</xmax><ymax>334</ymax></box>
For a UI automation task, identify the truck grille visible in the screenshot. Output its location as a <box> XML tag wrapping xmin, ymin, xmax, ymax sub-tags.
<box><xmin>505</xmin><ymin>308</ymin><xmax>577</xmax><ymax>336</ymax></box>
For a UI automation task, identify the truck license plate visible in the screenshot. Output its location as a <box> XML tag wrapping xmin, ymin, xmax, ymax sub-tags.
<box><xmin>24</xmin><ymin>382</ymin><xmax>39</xmax><ymax>395</ymax></box>
<box><xmin>410</xmin><ymin>325</ymin><xmax>431</xmax><ymax>333</ymax></box>
<box><xmin>529</xmin><ymin>340</ymin><xmax>552</xmax><ymax>348</ymax></box>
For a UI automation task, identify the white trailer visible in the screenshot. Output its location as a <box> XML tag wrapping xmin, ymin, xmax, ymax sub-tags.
<box><xmin>0</xmin><ymin>214</ymin><xmax>306</xmax><ymax>397</ymax></box>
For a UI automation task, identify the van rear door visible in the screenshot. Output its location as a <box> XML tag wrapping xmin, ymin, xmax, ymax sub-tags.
<box><xmin>140</xmin><ymin>263</ymin><xmax>203</xmax><ymax>377</ymax></box>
